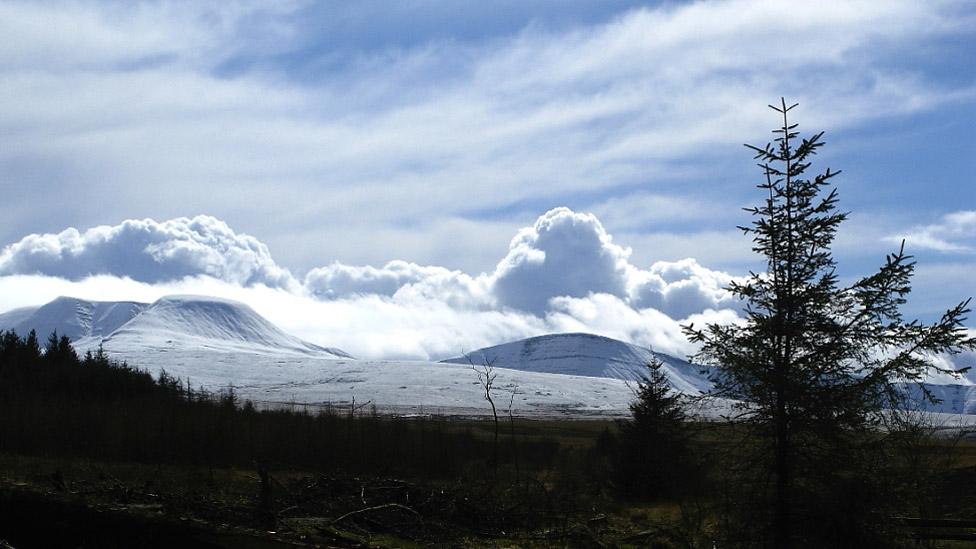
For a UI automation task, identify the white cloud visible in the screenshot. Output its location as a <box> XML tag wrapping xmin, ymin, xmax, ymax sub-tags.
<box><xmin>0</xmin><ymin>209</ymin><xmax>970</xmax><ymax>369</ymax></box>
<box><xmin>305</xmin><ymin>261</ymin><xmax>440</xmax><ymax>299</ymax></box>
<box><xmin>0</xmin><ymin>216</ymin><xmax>296</xmax><ymax>288</ymax></box>
<box><xmin>0</xmin><ymin>209</ymin><xmax>737</xmax><ymax>320</ymax></box>
<box><xmin>305</xmin><ymin>260</ymin><xmax>491</xmax><ymax>309</ymax></box>
<box><xmin>491</xmin><ymin>207</ymin><xmax>632</xmax><ymax>314</ymax></box>
<box><xmin>887</xmin><ymin>210</ymin><xmax>976</xmax><ymax>253</ymax></box>
<box><xmin>488</xmin><ymin>208</ymin><xmax>742</xmax><ymax>319</ymax></box>
<box><xmin>0</xmin><ymin>208</ymin><xmax>747</xmax><ymax>359</ymax></box>
<box><xmin>588</xmin><ymin>192</ymin><xmax>722</xmax><ymax>231</ymax></box>
<box><xmin>299</xmin><ymin>207</ymin><xmax>741</xmax><ymax>320</ymax></box>
<box><xmin>629</xmin><ymin>258</ymin><xmax>740</xmax><ymax>319</ymax></box>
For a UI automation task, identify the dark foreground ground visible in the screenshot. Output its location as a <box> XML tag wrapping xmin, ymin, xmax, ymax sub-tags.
<box><xmin>0</xmin><ymin>420</ymin><xmax>688</xmax><ymax>548</ymax></box>
<box><xmin>2</xmin><ymin>421</ymin><xmax>976</xmax><ymax>548</ymax></box>
<box><xmin>2</xmin><ymin>338</ymin><xmax>976</xmax><ymax>547</ymax></box>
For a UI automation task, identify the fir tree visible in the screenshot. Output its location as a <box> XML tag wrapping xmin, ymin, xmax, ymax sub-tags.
<box><xmin>615</xmin><ymin>358</ymin><xmax>690</xmax><ymax>499</ymax></box>
<box><xmin>684</xmin><ymin>99</ymin><xmax>974</xmax><ymax>548</ymax></box>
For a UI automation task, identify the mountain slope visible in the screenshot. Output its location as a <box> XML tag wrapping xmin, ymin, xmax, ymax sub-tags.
<box><xmin>2</xmin><ymin>298</ymin><xmax>971</xmax><ymax>418</ymax></box>
<box><xmin>0</xmin><ymin>296</ymin><xmax>147</xmax><ymax>343</ymax></box>
<box><xmin>443</xmin><ymin>332</ymin><xmax>976</xmax><ymax>415</ymax></box>
<box><xmin>442</xmin><ymin>332</ymin><xmax>713</xmax><ymax>394</ymax></box>
<box><xmin>0</xmin><ymin>295</ymin><xmax>352</xmax><ymax>359</ymax></box>
<box><xmin>103</xmin><ymin>295</ymin><xmax>352</xmax><ymax>358</ymax></box>
<box><xmin>900</xmin><ymin>383</ymin><xmax>976</xmax><ymax>416</ymax></box>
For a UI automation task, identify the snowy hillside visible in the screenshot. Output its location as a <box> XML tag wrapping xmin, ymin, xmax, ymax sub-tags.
<box><xmin>92</xmin><ymin>348</ymin><xmax>645</xmax><ymax>418</ymax></box>
<box><xmin>0</xmin><ymin>296</ymin><xmax>146</xmax><ymax>344</ymax></box>
<box><xmin>442</xmin><ymin>332</ymin><xmax>713</xmax><ymax>394</ymax></box>
<box><xmin>902</xmin><ymin>384</ymin><xmax>976</xmax><ymax>416</ymax></box>
<box><xmin>0</xmin><ymin>295</ymin><xmax>351</xmax><ymax>358</ymax></box>
<box><xmin>1</xmin><ymin>297</ymin><xmax>973</xmax><ymax>419</ymax></box>
<box><xmin>447</xmin><ymin>332</ymin><xmax>976</xmax><ymax>417</ymax></box>
<box><xmin>102</xmin><ymin>295</ymin><xmax>351</xmax><ymax>358</ymax></box>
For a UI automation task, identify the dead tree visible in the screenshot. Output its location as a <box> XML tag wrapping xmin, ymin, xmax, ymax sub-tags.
<box><xmin>469</xmin><ymin>354</ymin><xmax>500</xmax><ymax>475</ymax></box>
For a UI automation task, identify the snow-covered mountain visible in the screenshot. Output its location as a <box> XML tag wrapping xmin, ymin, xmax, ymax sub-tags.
<box><xmin>1</xmin><ymin>297</ymin><xmax>973</xmax><ymax>420</ymax></box>
<box><xmin>447</xmin><ymin>333</ymin><xmax>976</xmax><ymax>417</ymax></box>
<box><xmin>0</xmin><ymin>296</ymin><xmax>147</xmax><ymax>344</ymax></box>
<box><xmin>102</xmin><ymin>295</ymin><xmax>351</xmax><ymax>357</ymax></box>
<box><xmin>442</xmin><ymin>332</ymin><xmax>713</xmax><ymax>394</ymax></box>
<box><xmin>0</xmin><ymin>298</ymin><xmax>656</xmax><ymax>417</ymax></box>
<box><xmin>901</xmin><ymin>383</ymin><xmax>976</xmax><ymax>416</ymax></box>
<box><xmin>0</xmin><ymin>295</ymin><xmax>351</xmax><ymax>358</ymax></box>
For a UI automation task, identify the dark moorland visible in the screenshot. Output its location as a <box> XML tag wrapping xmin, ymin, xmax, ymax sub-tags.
<box><xmin>1</xmin><ymin>330</ymin><xmax>975</xmax><ymax>548</ymax></box>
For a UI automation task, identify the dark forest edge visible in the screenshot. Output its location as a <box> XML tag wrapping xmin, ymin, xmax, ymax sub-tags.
<box><xmin>0</xmin><ymin>328</ymin><xmax>658</xmax><ymax>547</ymax></box>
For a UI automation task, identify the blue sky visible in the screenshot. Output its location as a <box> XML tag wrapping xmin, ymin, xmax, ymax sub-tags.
<box><xmin>0</xmin><ymin>0</ymin><xmax>974</xmax><ymax>358</ymax></box>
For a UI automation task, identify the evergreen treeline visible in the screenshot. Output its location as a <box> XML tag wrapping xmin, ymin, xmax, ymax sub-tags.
<box><xmin>0</xmin><ymin>329</ymin><xmax>561</xmax><ymax>478</ymax></box>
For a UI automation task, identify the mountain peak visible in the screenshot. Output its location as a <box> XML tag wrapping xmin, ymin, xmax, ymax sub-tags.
<box><xmin>106</xmin><ymin>294</ymin><xmax>352</xmax><ymax>358</ymax></box>
<box><xmin>0</xmin><ymin>296</ymin><xmax>148</xmax><ymax>343</ymax></box>
<box><xmin>443</xmin><ymin>331</ymin><xmax>712</xmax><ymax>394</ymax></box>
<box><xmin>0</xmin><ymin>294</ymin><xmax>351</xmax><ymax>359</ymax></box>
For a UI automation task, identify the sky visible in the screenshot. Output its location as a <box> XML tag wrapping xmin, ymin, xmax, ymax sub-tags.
<box><xmin>0</xmin><ymin>0</ymin><xmax>974</xmax><ymax>360</ymax></box>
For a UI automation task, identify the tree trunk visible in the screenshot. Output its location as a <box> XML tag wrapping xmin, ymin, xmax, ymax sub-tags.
<box><xmin>773</xmin><ymin>386</ymin><xmax>791</xmax><ymax>549</ymax></box>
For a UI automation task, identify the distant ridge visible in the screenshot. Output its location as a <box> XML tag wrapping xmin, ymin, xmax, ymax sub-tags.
<box><xmin>1</xmin><ymin>299</ymin><xmax>971</xmax><ymax>416</ymax></box>
<box><xmin>0</xmin><ymin>296</ymin><xmax>147</xmax><ymax>344</ymax></box>
<box><xmin>0</xmin><ymin>295</ymin><xmax>351</xmax><ymax>359</ymax></box>
<box><xmin>105</xmin><ymin>295</ymin><xmax>352</xmax><ymax>358</ymax></box>
<box><xmin>442</xmin><ymin>332</ymin><xmax>713</xmax><ymax>394</ymax></box>
<box><xmin>442</xmin><ymin>332</ymin><xmax>976</xmax><ymax>415</ymax></box>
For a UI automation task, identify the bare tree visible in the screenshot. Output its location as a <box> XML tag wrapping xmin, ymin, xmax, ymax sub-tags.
<box><xmin>469</xmin><ymin>354</ymin><xmax>500</xmax><ymax>475</ymax></box>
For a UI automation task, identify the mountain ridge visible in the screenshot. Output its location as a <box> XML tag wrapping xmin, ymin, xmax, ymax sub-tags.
<box><xmin>0</xmin><ymin>296</ymin><xmax>147</xmax><ymax>343</ymax></box>
<box><xmin>0</xmin><ymin>295</ymin><xmax>352</xmax><ymax>359</ymax></box>
<box><xmin>1</xmin><ymin>297</ymin><xmax>973</xmax><ymax>417</ymax></box>
<box><xmin>443</xmin><ymin>332</ymin><xmax>713</xmax><ymax>394</ymax></box>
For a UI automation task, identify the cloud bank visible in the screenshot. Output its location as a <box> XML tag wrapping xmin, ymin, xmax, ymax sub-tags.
<box><xmin>0</xmin><ymin>210</ymin><xmax>969</xmax><ymax>379</ymax></box>
<box><xmin>0</xmin><ymin>210</ymin><xmax>741</xmax><ymax>359</ymax></box>
<box><xmin>0</xmin><ymin>216</ymin><xmax>295</xmax><ymax>288</ymax></box>
<box><xmin>304</xmin><ymin>207</ymin><xmax>741</xmax><ymax>320</ymax></box>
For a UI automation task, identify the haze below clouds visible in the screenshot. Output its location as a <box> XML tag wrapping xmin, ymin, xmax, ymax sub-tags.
<box><xmin>0</xmin><ymin>0</ymin><xmax>974</xmax><ymax>357</ymax></box>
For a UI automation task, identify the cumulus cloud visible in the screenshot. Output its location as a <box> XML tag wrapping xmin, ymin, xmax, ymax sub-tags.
<box><xmin>301</xmin><ymin>207</ymin><xmax>740</xmax><ymax>320</ymax></box>
<box><xmin>305</xmin><ymin>261</ymin><xmax>440</xmax><ymax>299</ymax></box>
<box><xmin>887</xmin><ymin>210</ymin><xmax>976</xmax><ymax>253</ymax></box>
<box><xmin>1</xmin><ymin>210</ymin><xmax>973</xmax><ymax>373</ymax></box>
<box><xmin>304</xmin><ymin>260</ymin><xmax>491</xmax><ymax>309</ymax></box>
<box><xmin>0</xmin><ymin>216</ymin><xmax>296</xmax><ymax>288</ymax></box>
<box><xmin>486</xmin><ymin>208</ymin><xmax>742</xmax><ymax>318</ymax></box>
<box><xmin>629</xmin><ymin>258</ymin><xmax>740</xmax><ymax>319</ymax></box>
<box><xmin>0</xmin><ymin>209</ymin><xmax>747</xmax><ymax>359</ymax></box>
<box><xmin>491</xmin><ymin>208</ymin><xmax>632</xmax><ymax>314</ymax></box>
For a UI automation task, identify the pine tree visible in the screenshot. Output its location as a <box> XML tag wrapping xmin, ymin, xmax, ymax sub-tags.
<box><xmin>684</xmin><ymin>99</ymin><xmax>974</xmax><ymax>548</ymax></box>
<box><xmin>615</xmin><ymin>357</ymin><xmax>690</xmax><ymax>499</ymax></box>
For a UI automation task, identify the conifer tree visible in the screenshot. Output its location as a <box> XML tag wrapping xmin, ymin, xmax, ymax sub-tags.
<box><xmin>616</xmin><ymin>357</ymin><xmax>690</xmax><ymax>499</ymax></box>
<box><xmin>684</xmin><ymin>99</ymin><xmax>974</xmax><ymax>548</ymax></box>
